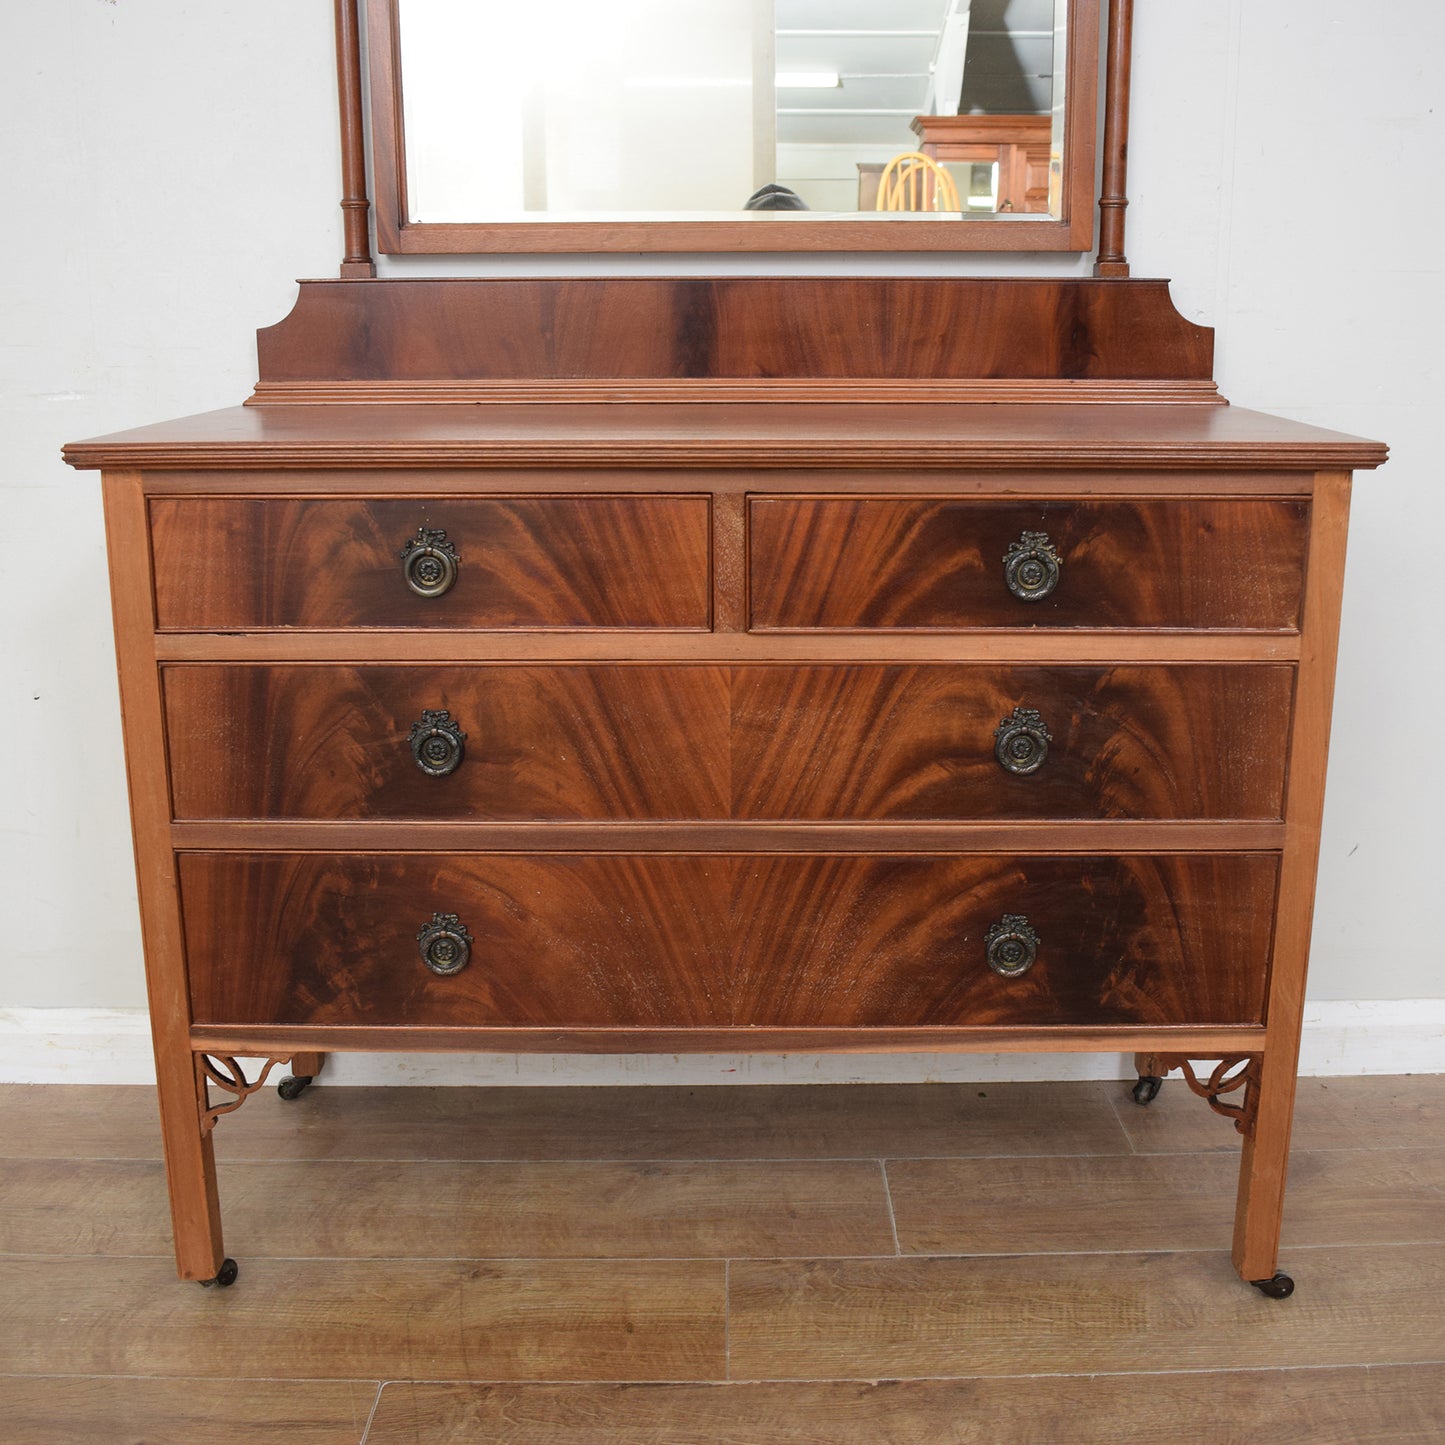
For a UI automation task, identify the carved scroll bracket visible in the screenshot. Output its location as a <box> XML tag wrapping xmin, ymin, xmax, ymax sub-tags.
<box><xmin>1151</xmin><ymin>1054</ymin><xmax>1261</xmax><ymax>1136</ymax></box>
<box><xmin>198</xmin><ymin>1054</ymin><xmax>288</xmax><ymax>1133</ymax></box>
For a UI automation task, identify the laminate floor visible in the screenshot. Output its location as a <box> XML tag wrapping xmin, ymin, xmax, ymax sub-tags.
<box><xmin>1</xmin><ymin>1074</ymin><xmax>1442</xmax><ymax>1442</ymax></box>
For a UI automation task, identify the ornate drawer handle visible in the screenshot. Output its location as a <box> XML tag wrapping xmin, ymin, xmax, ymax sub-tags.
<box><xmin>401</xmin><ymin>527</ymin><xmax>460</xmax><ymax>598</ymax></box>
<box><xmin>409</xmin><ymin>709</ymin><xmax>466</xmax><ymax>777</ymax></box>
<box><xmin>1003</xmin><ymin>530</ymin><xmax>1062</xmax><ymax>602</ymax></box>
<box><xmin>985</xmin><ymin>914</ymin><xmax>1039</xmax><ymax>978</ymax></box>
<box><xmin>994</xmin><ymin>706</ymin><xmax>1052</xmax><ymax>776</ymax></box>
<box><xmin>417</xmin><ymin>912</ymin><xmax>472</xmax><ymax>976</ymax></box>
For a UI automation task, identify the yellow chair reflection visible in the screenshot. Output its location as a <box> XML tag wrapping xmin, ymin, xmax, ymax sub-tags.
<box><xmin>874</xmin><ymin>152</ymin><xmax>962</xmax><ymax>213</ymax></box>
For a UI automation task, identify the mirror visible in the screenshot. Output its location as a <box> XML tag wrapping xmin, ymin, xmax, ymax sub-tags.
<box><xmin>365</xmin><ymin>0</ymin><xmax>1099</xmax><ymax>252</ymax></box>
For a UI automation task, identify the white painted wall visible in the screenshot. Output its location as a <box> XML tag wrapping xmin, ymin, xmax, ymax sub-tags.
<box><xmin>2</xmin><ymin>2</ymin><xmax>1440</xmax><ymax>1078</ymax></box>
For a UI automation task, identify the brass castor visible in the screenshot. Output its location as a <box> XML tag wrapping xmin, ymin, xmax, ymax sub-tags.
<box><xmin>277</xmin><ymin>1075</ymin><xmax>314</xmax><ymax>1100</ymax></box>
<box><xmin>1250</xmin><ymin>1272</ymin><xmax>1295</xmax><ymax>1300</ymax></box>
<box><xmin>200</xmin><ymin>1258</ymin><xmax>239</xmax><ymax>1288</ymax></box>
<box><xmin>1131</xmin><ymin>1075</ymin><xmax>1163</xmax><ymax>1106</ymax></box>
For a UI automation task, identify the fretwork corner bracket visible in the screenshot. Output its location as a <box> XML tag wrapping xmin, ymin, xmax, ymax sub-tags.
<box><xmin>197</xmin><ymin>1054</ymin><xmax>289</xmax><ymax>1132</ymax></box>
<box><xmin>1153</xmin><ymin>1054</ymin><xmax>1261</xmax><ymax>1136</ymax></box>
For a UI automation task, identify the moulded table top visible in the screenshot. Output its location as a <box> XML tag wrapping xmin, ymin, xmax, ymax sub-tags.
<box><xmin>63</xmin><ymin>401</ymin><xmax>1389</xmax><ymax>473</ymax></box>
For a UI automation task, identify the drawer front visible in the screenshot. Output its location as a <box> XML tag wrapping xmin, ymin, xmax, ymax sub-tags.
<box><xmin>183</xmin><ymin>852</ymin><xmax>1273</xmax><ymax>1030</ymax></box>
<box><xmin>731</xmin><ymin>853</ymin><xmax>1277</xmax><ymax>1028</ymax></box>
<box><xmin>163</xmin><ymin>664</ymin><xmax>730</xmax><ymax>821</ymax></box>
<box><xmin>150</xmin><ymin>495</ymin><xmax>712</xmax><ymax>630</ymax></box>
<box><xmin>731</xmin><ymin>664</ymin><xmax>1293</xmax><ymax>821</ymax></box>
<box><xmin>749</xmin><ymin>497</ymin><xmax>1308</xmax><ymax>630</ymax></box>
<box><xmin>164</xmin><ymin>662</ymin><xmax>1288</xmax><ymax>824</ymax></box>
<box><xmin>182</xmin><ymin>854</ymin><xmax>732</xmax><ymax>1028</ymax></box>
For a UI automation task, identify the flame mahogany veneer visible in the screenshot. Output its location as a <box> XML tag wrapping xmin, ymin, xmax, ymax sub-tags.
<box><xmin>162</xmin><ymin>663</ymin><xmax>1292</xmax><ymax>823</ymax></box>
<box><xmin>150</xmin><ymin>495</ymin><xmax>712</xmax><ymax>630</ymax></box>
<box><xmin>65</xmin><ymin>277</ymin><xmax>1386</xmax><ymax>1289</ymax></box>
<box><xmin>181</xmin><ymin>852</ymin><xmax>1277</xmax><ymax>1030</ymax></box>
<box><xmin>748</xmin><ymin>497</ymin><xmax>1309</xmax><ymax>631</ymax></box>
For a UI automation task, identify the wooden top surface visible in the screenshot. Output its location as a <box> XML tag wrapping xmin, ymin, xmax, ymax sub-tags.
<box><xmin>64</xmin><ymin>401</ymin><xmax>1388</xmax><ymax>472</ymax></box>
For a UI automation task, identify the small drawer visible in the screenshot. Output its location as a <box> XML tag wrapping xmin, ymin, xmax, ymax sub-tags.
<box><xmin>748</xmin><ymin>496</ymin><xmax>1308</xmax><ymax>631</ymax></box>
<box><xmin>730</xmin><ymin>664</ymin><xmax>1293</xmax><ymax>821</ymax></box>
<box><xmin>150</xmin><ymin>495</ymin><xmax>712</xmax><ymax>630</ymax></box>
<box><xmin>163</xmin><ymin>664</ymin><xmax>730</xmax><ymax>821</ymax></box>
<box><xmin>732</xmin><ymin>853</ymin><xmax>1277</xmax><ymax>1028</ymax></box>
<box><xmin>182</xmin><ymin>853</ymin><xmax>731</xmax><ymax>1028</ymax></box>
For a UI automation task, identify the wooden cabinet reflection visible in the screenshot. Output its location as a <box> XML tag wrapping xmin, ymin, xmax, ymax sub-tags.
<box><xmin>861</xmin><ymin>115</ymin><xmax>1053</xmax><ymax>213</ymax></box>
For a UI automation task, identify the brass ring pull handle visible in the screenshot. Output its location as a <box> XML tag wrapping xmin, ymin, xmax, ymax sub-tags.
<box><xmin>401</xmin><ymin>526</ymin><xmax>460</xmax><ymax>598</ymax></box>
<box><xmin>417</xmin><ymin>912</ymin><xmax>472</xmax><ymax>976</ymax></box>
<box><xmin>1003</xmin><ymin>530</ymin><xmax>1062</xmax><ymax>602</ymax></box>
<box><xmin>409</xmin><ymin>709</ymin><xmax>466</xmax><ymax>777</ymax></box>
<box><xmin>985</xmin><ymin>914</ymin><xmax>1039</xmax><ymax>978</ymax></box>
<box><xmin>994</xmin><ymin>706</ymin><xmax>1052</xmax><ymax>776</ymax></box>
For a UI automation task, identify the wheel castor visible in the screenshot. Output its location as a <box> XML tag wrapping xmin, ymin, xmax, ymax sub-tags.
<box><xmin>1131</xmin><ymin>1074</ymin><xmax>1163</xmax><ymax>1106</ymax></box>
<box><xmin>277</xmin><ymin>1074</ymin><xmax>314</xmax><ymax>1100</ymax></box>
<box><xmin>1250</xmin><ymin>1271</ymin><xmax>1295</xmax><ymax>1300</ymax></box>
<box><xmin>200</xmin><ymin>1257</ymin><xmax>239</xmax><ymax>1289</ymax></box>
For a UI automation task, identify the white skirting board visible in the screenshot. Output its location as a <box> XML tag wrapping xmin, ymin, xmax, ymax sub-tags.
<box><xmin>1</xmin><ymin>1001</ymin><xmax>1442</xmax><ymax>1086</ymax></box>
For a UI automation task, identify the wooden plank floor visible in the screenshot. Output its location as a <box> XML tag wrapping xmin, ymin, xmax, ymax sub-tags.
<box><xmin>1</xmin><ymin>1075</ymin><xmax>1442</xmax><ymax>1443</ymax></box>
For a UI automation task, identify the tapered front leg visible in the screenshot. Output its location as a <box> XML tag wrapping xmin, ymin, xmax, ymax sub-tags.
<box><xmin>1231</xmin><ymin>1048</ymin><xmax>1298</xmax><ymax>1290</ymax></box>
<box><xmin>103</xmin><ymin>471</ymin><xmax>228</xmax><ymax>1284</ymax></box>
<box><xmin>153</xmin><ymin>1051</ymin><xmax>227</xmax><ymax>1281</ymax></box>
<box><xmin>1231</xmin><ymin>469</ymin><xmax>1354</xmax><ymax>1299</ymax></box>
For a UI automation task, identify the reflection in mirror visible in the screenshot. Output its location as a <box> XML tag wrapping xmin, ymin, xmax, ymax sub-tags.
<box><xmin>397</xmin><ymin>0</ymin><xmax>1068</xmax><ymax>224</ymax></box>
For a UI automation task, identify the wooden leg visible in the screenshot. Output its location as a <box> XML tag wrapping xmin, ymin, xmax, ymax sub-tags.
<box><xmin>102</xmin><ymin>472</ymin><xmax>228</xmax><ymax>1284</ymax></box>
<box><xmin>1230</xmin><ymin>470</ymin><xmax>1353</xmax><ymax>1299</ymax></box>
<box><xmin>278</xmin><ymin>1052</ymin><xmax>326</xmax><ymax>1100</ymax></box>
<box><xmin>153</xmin><ymin>1050</ymin><xmax>226</xmax><ymax>1282</ymax></box>
<box><xmin>1129</xmin><ymin>1052</ymin><xmax>1170</xmax><ymax>1105</ymax></box>
<box><xmin>1232</xmin><ymin>1049</ymin><xmax>1298</xmax><ymax>1286</ymax></box>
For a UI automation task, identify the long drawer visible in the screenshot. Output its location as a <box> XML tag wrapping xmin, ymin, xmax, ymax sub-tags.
<box><xmin>163</xmin><ymin>663</ymin><xmax>1292</xmax><ymax>821</ymax></box>
<box><xmin>149</xmin><ymin>495</ymin><xmax>712</xmax><ymax>630</ymax></box>
<box><xmin>181</xmin><ymin>852</ymin><xmax>1277</xmax><ymax>1029</ymax></box>
<box><xmin>749</xmin><ymin>496</ymin><xmax>1309</xmax><ymax>630</ymax></box>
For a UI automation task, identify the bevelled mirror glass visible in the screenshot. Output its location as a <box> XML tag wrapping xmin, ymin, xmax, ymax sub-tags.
<box><xmin>365</xmin><ymin>0</ymin><xmax>1100</xmax><ymax>252</ymax></box>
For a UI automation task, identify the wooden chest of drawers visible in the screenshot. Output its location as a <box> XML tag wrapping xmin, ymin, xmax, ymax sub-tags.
<box><xmin>65</xmin><ymin>277</ymin><xmax>1385</xmax><ymax>1295</ymax></box>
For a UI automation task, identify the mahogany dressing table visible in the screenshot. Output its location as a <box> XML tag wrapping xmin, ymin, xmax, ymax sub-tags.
<box><xmin>63</xmin><ymin>2</ymin><xmax>1385</xmax><ymax>1298</ymax></box>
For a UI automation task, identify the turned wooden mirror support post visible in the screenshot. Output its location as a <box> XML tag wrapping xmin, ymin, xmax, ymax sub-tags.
<box><xmin>335</xmin><ymin>0</ymin><xmax>375</xmax><ymax>278</ymax></box>
<box><xmin>1094</xmin><ymin>0</ymin><xmax>1134</xmax><ymax>277</ymax></box>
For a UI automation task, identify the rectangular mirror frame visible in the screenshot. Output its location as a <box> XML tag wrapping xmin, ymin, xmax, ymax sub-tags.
<box><xmin>365</xmin><ymin>0</ymin><xmax>1100</xmax><ymax>254</ymax></box>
